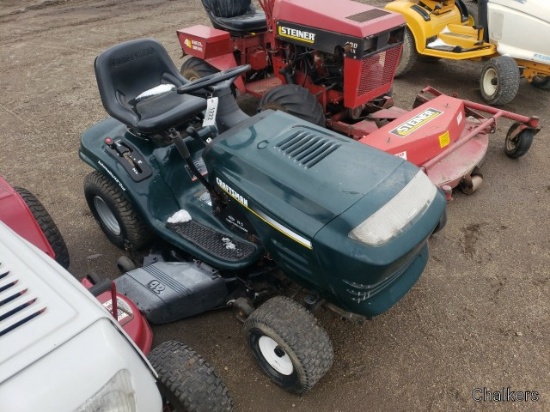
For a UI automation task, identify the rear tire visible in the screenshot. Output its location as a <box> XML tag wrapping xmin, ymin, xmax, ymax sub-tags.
<box><xmin>395</xmin><ymin>27</ymin><xmax>417</xmax><ymax>78</ymax></box>
<box><xmin>84</xmin><ymin>171</ymin><xmax>150</xmax><ymax>251</ymax></box>
<box><xmin>148</xmin><ymin>341</ymin><xmax>234</xmax><ymax>412</ymax></box>
<box><xmin>258</xmin><ymin>84</ymin><xmax>326</xmax><ymax>127</ymax></box>
<box><xmin>15</xmin><ymin>187</ymin><xmax>70</xmax><ymax>269</ymax></box>
<box><xmin>244</xmin><ymin>296</ymin><xmax>334</xmax><ymax>394</ymax></box>
<box><xmin>479</xmin><ymin>56</ymin><xmax>520</xmax><ymax>105</ymax></box>
<box><xmin>181</xmin><ymin>57</ymin><xmax>218</xmax><ymax>81</ymax></box>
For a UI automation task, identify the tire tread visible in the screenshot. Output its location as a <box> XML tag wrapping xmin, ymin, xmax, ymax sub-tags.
<box><xmin>84</xmin><ymin>171</ymin><xmax>150</xmax><ymax>251</ymax></box>
<box><xmin>148</xmin><ymin>340</ymin><xmax>234</xmax><ymax>412</ymax></box>
<box><xmin>14</xmin><ymin>187</ymin><xmax>70</xmax><ymax>269</ymax></box>
<box><xmin>245</xmin><ymin>296</ymin><xmax>334</xmax><ymax>394</ymax></box>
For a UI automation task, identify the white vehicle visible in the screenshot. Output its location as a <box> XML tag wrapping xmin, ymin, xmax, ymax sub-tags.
<box><xmin>0</xmin><ymin>222</ymin><xmax>233</xmax><ymax>412</ymax></box>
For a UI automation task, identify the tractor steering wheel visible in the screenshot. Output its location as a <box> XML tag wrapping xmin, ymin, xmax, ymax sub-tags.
<box><xmin>177</xmin><ymin>64</ymin><xmax>250</xmax><ymax>94</ymax></box>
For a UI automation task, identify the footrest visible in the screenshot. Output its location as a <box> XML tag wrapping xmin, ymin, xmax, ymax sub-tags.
<box><xmin>167</xmin><ymin>221</ymin><xmax>257</xmax><ymax>262</ymax></box>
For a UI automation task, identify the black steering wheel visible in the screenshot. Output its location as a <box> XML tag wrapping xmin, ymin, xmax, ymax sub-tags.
<box><xmin>177</xmin><ymin>64</ymin><xmax>251</xmax><ymax>94</ymax></box>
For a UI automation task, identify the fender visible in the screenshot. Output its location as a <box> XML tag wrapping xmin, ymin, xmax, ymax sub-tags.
<box><xmin>177</xmin><ymin>25</ymin><xmax>246</xmax><ymax>93</ymax></box>
<box><xmin>385</xmin><ymin>1</ymin><xmax>468</xmax><ymax>54</ymax></box>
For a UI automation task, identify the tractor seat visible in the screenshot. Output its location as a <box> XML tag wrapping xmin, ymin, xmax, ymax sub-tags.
<box><xmin>202</xmin><ymin>0</ymin><xmax>267</xmax><ymax>33</ymax></box>
<box><xmin>95</xmin><ymin>38</ymin><xmax>207</xmax><ymax>135</ymax></box>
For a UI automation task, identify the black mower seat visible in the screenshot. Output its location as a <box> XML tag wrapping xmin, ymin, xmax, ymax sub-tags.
<box><xmin>95</xmin><ymin>38</ymin><xmax>207</xmax><ymax>134</ymax></box>
<box><xmin>202</xmin><ymin>0</ymin><xmax>267</xmax><ymax>33</ymax></box>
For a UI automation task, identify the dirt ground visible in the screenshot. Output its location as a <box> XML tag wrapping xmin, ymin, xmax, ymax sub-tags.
<box><xmin>1</xmin><ymin>0</ymin><xmax>549</xmax><ymax>410</ymax></box>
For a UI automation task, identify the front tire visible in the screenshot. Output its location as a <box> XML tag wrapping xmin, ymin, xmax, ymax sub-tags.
<box><xmin>148</xmin><ymin>341</ymin><xmax>234</xmax><ymax>412</ymax></box>
<box><xmin>244</xmin><ymin>296</ymin><xmax>334</xmax><ymax>394</ymax></box>
<box><xmin>479</xmin><ymin>56</ymin><xmax>520</xmax><ymax>105</ymax></box>
<box><xmin>530</xmin><ymin>75</ymin><xmax>550</xmax><ymax>90</ymax></box>
<box><xmin>15</xmin><ymin>187</ymin><xmax>70</xmax><ymax>269</ymax></box>
<box><xmin>84</xmin><ymin>171</ymin><xmax>150</xmax><ymax>251</ymax></box>
<box><xmin>258</xmin><ymin>84</ymin><xmax>326</xmax><ymax>127</ymax></box>
<box><xmin>504</xmin><ymin>122</ymin><xmax>534</xmax><ymax>158</ymax></box>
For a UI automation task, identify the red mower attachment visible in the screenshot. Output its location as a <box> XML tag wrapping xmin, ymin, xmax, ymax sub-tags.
<box><xmin>358</xmin><ymin>86</ymin><xmax>540</xmax><ymax>197</ymax></box>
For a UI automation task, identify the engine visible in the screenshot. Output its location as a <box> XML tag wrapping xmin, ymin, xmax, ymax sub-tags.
<box><xmin>273</xmin><ymin>0</ymin><xmax>406</xmax><ymax>107</ymax></box>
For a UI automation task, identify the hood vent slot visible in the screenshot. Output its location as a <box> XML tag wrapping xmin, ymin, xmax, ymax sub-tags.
<box><xmin>347</xmin><ymin>9</ymin><xmax>390</xmax><ymax>23</ymax></box>
<box><xmin>0</xmin><ymin>264</ymin><xmax>46</xmax><ymax>338</ymax></box>
<box><xmin>276</xmin><ymin>130</ymin><xmax>340</xmax><ymax>168</ymax></box>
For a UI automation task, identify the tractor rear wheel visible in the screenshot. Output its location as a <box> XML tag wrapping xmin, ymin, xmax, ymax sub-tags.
<box><xmin>181</xmin><ymin>57</ymin><xmax>218</xmax><ymax>81</ymax></box>
<box><xmin>479</xmin><ymin>56</ymin><xmax>520</xmax><ymax>105</ymax></box>
<box><xmin>15</xmin><ymin>187</ymin><xmax>70</xmax><ymax>269</ymax></box>
<box><xmin>244</xmin><ymin>296</ymin><xmax>334</xmax><ymax>394</ymax></box>
<box><xmin>394</xmin><ymin>27</ymin><xmax>417</xmax><ymax>78</ymax></box>
<box><xmin>504</xmin><ymin>122</ymin><xmax>534</xmax><ymax>158</ymax></box>
<box><xmin>148</xmin><ymin>341</ymin><xmax>234</xmax><ymax>412</ymax></box>
<box><xmin>84</xmin><ymin>171</ymin><xmax>151</xmax><ymax>251</ymax></box>
<box><xmin>258</xmin><ymin>84</ymin><xmax>325</xmax><ymax>127</ymax></box>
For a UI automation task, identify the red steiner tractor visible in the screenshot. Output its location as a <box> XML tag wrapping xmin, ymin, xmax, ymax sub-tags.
<box><xmin>177</xmin><ymin>0</ymin><xmax>540</xmax><ymax>196</ymax></box>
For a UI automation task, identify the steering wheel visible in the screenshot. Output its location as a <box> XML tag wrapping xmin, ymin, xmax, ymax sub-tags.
<box><xmin>177</xmin><ymin>64</ymin><xmax>251</xmax><ymax>94</ymax></box>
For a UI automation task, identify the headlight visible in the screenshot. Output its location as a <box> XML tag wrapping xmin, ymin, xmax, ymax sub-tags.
<box><xmin>76</xmin><ymin>369</ymin><xmax>137</xmax><ymax>412</ymax></box>
<box><xmin>349</xmin><ymin>171</ymin><xmax>436</xmax><ymax>246</ymax></box>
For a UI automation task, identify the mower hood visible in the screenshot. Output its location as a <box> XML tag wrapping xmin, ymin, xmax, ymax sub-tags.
<box><xmin>203</xmin><ymin>111</ymin><xmax>416</xmax><ymax>240</ymax></box>
<box><xmin>273</xmin><ymin>0</ymin><xmax>405</xmax><ymax>39</ymax></box>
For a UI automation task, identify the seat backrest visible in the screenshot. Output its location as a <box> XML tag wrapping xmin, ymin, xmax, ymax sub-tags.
<box><xmin>94</xmin><ymin>38</ymin><xmax>186</xmax><ymax>127</ymax></box>
<box><xmin>202</xmin><ymin>0</ymin><xmax>251</xmax><ymax>18</ymax></box>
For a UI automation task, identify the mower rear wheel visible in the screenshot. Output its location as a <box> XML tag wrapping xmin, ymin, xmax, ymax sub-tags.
<box><xmin>258</xmin><ymin>84</ymin><xmax>326</xmax><ymax>127</ymax></box>
<box><xmin>148</xmin><ymin>340</ymin><xmax>234</xmax><ymax>412</ymax></box>
<box><xmin>181</xmin><ymin>57</ymin><xmax>218</xmax><ymax>81</ymax></box>
<box><xmin>394</xmin><ymin>27</ymin><xmax>417</xmax><ymax>78</ymax></box>
<box><xmin>479</xmin><ymin>56</ymin><xmax>520</xmax><ymax>105</ymax></box>
<box><xmin>15</xmin><ymin>187</ymin><xmax>70</xmax><ymax>269</ymax></box>
<box><xmin>504</xmin><ymin>122</ymin><xmax>534</xmax><ymax>158</ymax></box>
<box><xmin>84</xmin><ymin>171</ymin><xmax>151</xmax><ymax>251</ymax></box>
<box><xmin>244</xmin><ymin>296</ymin><xmax>334</xmax><ymax>394</ymax></box>
<box><xmin>530</xmin><ymin>75</ymin><xmax>550</xmax><ymax>90</ymax></box>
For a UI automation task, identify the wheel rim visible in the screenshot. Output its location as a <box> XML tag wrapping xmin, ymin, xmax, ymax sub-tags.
<box><xmin>258</xmin><ymin>336</ymin><xmax>293</xmax><ymax>375</ymax></box>
<box><xmin>93</xmin><ymin>196</ymin><xmax>121</xmax><ymax>235</ymax></box>
<box><xmin>482</xmin><ymin>67</ymin><xmax>498</xmax><ymax>97</ymax></box>
<box><xmin>505</xmin><ymin>135</ymin><xmax>518</xmax><ymax>152</ymax></box>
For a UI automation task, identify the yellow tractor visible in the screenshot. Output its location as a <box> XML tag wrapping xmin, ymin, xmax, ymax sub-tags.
<box><xmin>386</xmin><ymin>0</ymin><xmax>550</xmax><ymax>105</ymax></box>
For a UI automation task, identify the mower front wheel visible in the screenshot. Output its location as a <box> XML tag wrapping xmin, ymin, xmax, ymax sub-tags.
<box><xmin>394</xmin><ymin>27</ymin><xmax>417</xmax><ymax>78</ymax></box>
<box><xmin>244</xmin><ymin>296</ymin><xmax>334</xmax><ymax>394</ymax></box>
<box><xmin>15</xmin><ymin>187</ymin><xmax>70</xmax><ymax>269</ymax></box>
<box><xmin>480</xmin><ymin>56</ymin><xmax>520</xmax><ymax>105</ymax></box>
<box><xmin>258</xmin><ymin>84</ymin><xmax>326</xmax><ymax>127</ymax></box>
<box><xmin>84</xmin><ymin>171</ymin><xmax>151</xmax><ymax>251</ymax></box>
<box><xmin>148</xmin><ymin>341</ymin><xmax>234</xmax><ymax>412</ymax></box>
<box><xmin>505</xmin><ymin>122</ymin><xmax>534</xmax><ymax>159</ymax></box>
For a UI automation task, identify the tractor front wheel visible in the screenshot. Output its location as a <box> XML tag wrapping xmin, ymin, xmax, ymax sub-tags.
<box><xmin>479</xmin><ymin>56</ymin><xmax>520</xmax><ymax>105</ymax></box>
<box><xmin>244</xmin><ymin>296</ymin><xmax>334</xmax><ymax>394</ymax></box>
<box><xmin>505</xmin><ymin>122</ymin><xmax>534</xmax><ymax>158</ymax></box>
<box><xmin>394</xmin><ymin>27</ymin><xmax>417</xmax><ymax>78</ymax></box>
<box><xmin>15</xmin><ymin>187</ymin><xmax>70</xmax><ymax>269</ymax></box>
<box><xmin>530</xmin><ymin>75</ymin><xmax>550</xmax><ymax>90</ymax></box>
<box><xmin>258</xmin><ymin>84</ymin><xmax>326</xmax><ymax>127</ymax></box>
<box><xmin>148</xmin><ymin>341</ymin><xmax>234</xmax><ymax>412</ymax></box>
<box><xmin>84</xmin><ymin>171</ymin><xmax>151</xmax><ymax>251</ymax></box>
